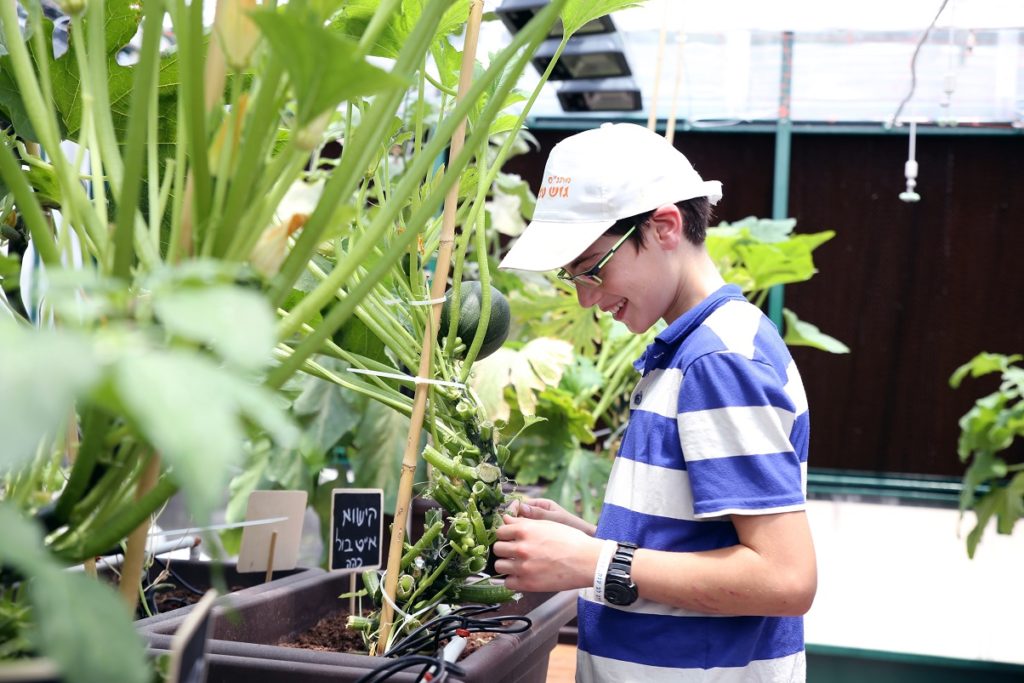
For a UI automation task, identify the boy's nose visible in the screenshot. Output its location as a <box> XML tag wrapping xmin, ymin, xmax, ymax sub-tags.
<box><xmin>576</xmin><ymin>285</ymin><xmax>600</xmax><ymax>309</ymax></box>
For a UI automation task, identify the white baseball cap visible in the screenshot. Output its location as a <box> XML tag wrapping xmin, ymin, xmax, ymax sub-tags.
<box><xmin>499</xmin><ymin>122</ymin><xmax>722</xmax><ymax>272</ymax></box>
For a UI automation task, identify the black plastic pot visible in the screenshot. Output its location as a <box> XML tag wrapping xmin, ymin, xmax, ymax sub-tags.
<box><xmin>143</xmin><ymin>570</ymin><xmax>577</xmax><ymax>683</ymax></box>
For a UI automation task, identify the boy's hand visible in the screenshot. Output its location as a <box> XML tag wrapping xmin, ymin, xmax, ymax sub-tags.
<box><xmin>493</xmin><ymin>515</ymin><xmax>601</xmax><ymax>593</ymax></box>
<box><xmin>506</xmin><ymin>497</ymin><xmax>597</xmax><ymax>536</ymax></box>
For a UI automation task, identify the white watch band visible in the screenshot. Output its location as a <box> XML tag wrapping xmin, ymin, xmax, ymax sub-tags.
<box><xmin>593</xmin><ymin>539</ymin><xmax>618</xmax><ymax>604</ymax></box>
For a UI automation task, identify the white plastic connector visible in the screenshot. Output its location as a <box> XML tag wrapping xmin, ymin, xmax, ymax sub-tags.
<box><xmin>442</xmin><ymin>635</ymin><xmax>468</xmax><ymax>663</ymax></box>
<box><xmin>900</xmin><ymin>123</ymin><xmax>922</xmax><ymax>203</ymax></box>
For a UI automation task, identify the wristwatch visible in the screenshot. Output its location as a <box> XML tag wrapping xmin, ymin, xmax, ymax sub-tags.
<box><xmin>604</xmin><ymin>542</ymin><xmax>639</xmax><ymax>606</ymax></box>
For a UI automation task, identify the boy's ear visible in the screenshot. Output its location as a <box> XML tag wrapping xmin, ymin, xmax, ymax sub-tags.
<box><xmin>650</xmin><ymin>204</ymin><xmax>684</xmax><ymax>250</ymax></box>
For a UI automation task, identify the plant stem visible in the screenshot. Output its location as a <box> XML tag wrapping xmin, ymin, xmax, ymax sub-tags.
<box><xmin>273</xmin><ymin>2</ymin><xmax>557</xmax><ymax>371</ymax></box>
<box><xmin>226</xmin><ymin>147</ymin><xmax>308</xmax><ymax>261</ymax></box>
<box><xmin>166</xmin><ymin>121</ymin><xmax>188</xmax><ymax>262</ymax></box>
<box><xmin>173</xmin><ymin>0</ymin><xmax>213</xmax><ymax>250</ymax></box>
<box><xmin>53</xmin><ymin>474</ymin><xmax>178</xmax><ymax>564</ymax></box>
<box><xmin>459</xmin><ymin>136</ymin><xmax>494</xmax><ymax>379</ymax></box>
<box><xmin>85</xmin><ymin>0</ymin><xmax>125</xmax><ymax>195</ymax></box>
<box><xmin>52</xmin><ymin>408</ymin><xmax>107</xmax><ymax>524</ymax></box>
<box><xmin>112</xmin><ymin>0</ymin><xmax>164</xmax><ymax>280</ymax></box>
<box><xmin>203</xmin><ymin>76</ymin><xmax>246</xmax><ymax>257</ymax></box>
<box><xmin>213</xmin><ymin>61</ymin><xmax>286</xmax><ymax>258</ymax></box>
<box><xmin>270</xmin><ymin>0</ymin><xmax>458</xmax><ymax>306</ymax></box>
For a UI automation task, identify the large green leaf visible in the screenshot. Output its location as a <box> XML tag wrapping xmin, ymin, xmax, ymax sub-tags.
<box><xmin>543</xmin><ymin>447</ymin><xmax>612</xmax><ymax>523</ymax></box>
<box><xmin>37</xmin><ymin>0</ymin><xmax>179</xmax><ymax>146</ymax></box>
<box><xmin>0</xmin><ymin>68</ymin><xmax>39</xmax><ymax>142</ymax></box>
<box><xmin>250</xmin><ymin>8</ymin><xmax>407</xmax><ymax>128</ymax></box>
<box><xmin>0</xmin><ymin>504</ymin><xmax>53</xmax><ymax>573</ymax></box>
<box><xmin>962</xmin><ymin>474</ymin><xmax>1024</xmax><ymax>558</ymax></box>
<box><xmin>782</xmin><ymin>308</ymin><xmax>849</xmax><ymax>354</ymax></box>
<box><xmin>0</xmin><ymin>506</ymin><xmax>150</xmax><ymax>683</ymax></box>
<box><xmin>560</xmin><ymin>0</ymin><xmax>645</xmax><ymax>39</ymax></box>
<box><xmin>950</xmin><ymin>352</ymin><xmax>1023</xmax><ymax>388</ymax></box>
<box><xmin>956</xmin><ymin>394</ymin><xmax>1015</xmax><ymax>461</ymax></box>
<box><xmin>509</xmin><ymin>283</ymin><xmax>602</xmax><ymax>356</ymax></box>
<box><xmin>736</xmin><ymin>241</ymin><xmax>816</xmax><ymax>290</ymax></box>
<box><xmin>113</xmin><ymin>351</ymin><xmax>244</xmax><ymax>523</ymax></box>
<box><xmin>333</xmin><ymin>315</ymin><xmax>390</xmax><ymax>369</ymax></box>
<box><xmin>349</xmin><ymin>396</ymin><xmax>415</xmax><ymax>514</ymax></box>
<box><xmin>0</xmin><ymin>322</ymin><xmax>100</xmax><ymax>473</ymax></box>
<box><xmin>153</xmin><ymin>285</ymin><xmax>277</xmax><ymax>371</ymax></box>
<box><xmin>331</xmin><ymin>0</ymin><xmax>471</xmax><ymax>60</ymax></box>
<box><xmin>293</xmin><ymin>361</ymin><xmax>363</xmax><ymax>453</ymax></box>
<box><xmin>29</xmin><ymin>567</ymin><xmax>150</xmax><ymax>683</ymax></box>
<box><xmin>470</xmin><ymin>338</ymin><xmax>574</xmax><ymax>420</ymax></box>
<box><xmin>111</xmin><ymin>350</ymin><xmax>297</xmax><ymax>523</ymax></box>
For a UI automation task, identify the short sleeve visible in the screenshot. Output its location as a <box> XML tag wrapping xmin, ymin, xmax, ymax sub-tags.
<box><xmin>677</xmin><ymin>352</ymin><xmax>806</xmax><ymax>518</ymax></box>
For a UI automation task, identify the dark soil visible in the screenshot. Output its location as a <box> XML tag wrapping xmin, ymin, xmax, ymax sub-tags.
<box><xmin>147</xmin><ymin>583</ymin><xmax>246</xmax><ymax>616</ymax></box>
<box><xmin>277</xmin><ymin>608</ymin><xmax>497</xmax><ymax>658</ymax></box>
<box><xmin>278</xmin><ymin>609</ymin><xmax>368</xmax><ymax>653</ymax></box>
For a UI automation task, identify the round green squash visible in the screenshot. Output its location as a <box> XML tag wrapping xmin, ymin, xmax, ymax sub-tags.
<box><xmin>439</xmin><ymin>281</ymin><xmax>511</xmax><ymax>360</ymax></box>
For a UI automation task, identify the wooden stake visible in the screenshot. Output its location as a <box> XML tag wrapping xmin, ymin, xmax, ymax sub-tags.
<box><xmin>349</xmin><ymin>574</ymin><xmax>357</xmax><ymax>618</ymax></box>
<box><xmin>375</xmin><ymin>0</ymin><xmax>485</xmax><ymax>654</ymax></box>
<box><xmin>117</xmin><ymin>453</ymin><xmax>162</xmax><ymax>609</ymax></box>
<box><xmin>665</xmin><ymin>30</ymin><xmax>686</xmax><ymax>146</ymax></box>
<box><xmin>264</xmin><ymin>531</ymin><xmax>277</xmax><ymax>583</ymax></box>
<box><xmin>646</xmin><ymin>0</ymin><xmax>670</xmax><ymax>131</ymax></box>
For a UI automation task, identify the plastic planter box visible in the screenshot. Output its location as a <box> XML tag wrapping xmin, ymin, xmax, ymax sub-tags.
<box><xmin>143</xmin><ymin>570</ymin><xmax>577</xmax><ymax>683</ymax></box>
<box><xmin>130</xmin><ymin>559</ymin><xmax>323</xmax><ymax>632</ymax></box>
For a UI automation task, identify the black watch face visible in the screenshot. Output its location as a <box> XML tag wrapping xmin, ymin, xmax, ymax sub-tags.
<box><xmin>605</xmin><ymin>582</ymin><xmax>637</xmax><ymax>606</ymax></box>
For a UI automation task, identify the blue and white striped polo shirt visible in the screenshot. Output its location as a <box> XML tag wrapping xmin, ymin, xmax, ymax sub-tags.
<box><xmin>577</xmin><ymin>284</ymin><xmax>809</xmax><ymax>683</ymax></box>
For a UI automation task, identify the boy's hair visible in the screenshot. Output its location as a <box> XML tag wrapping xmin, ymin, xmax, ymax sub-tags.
<box><xmin>605</xmin><ymin>196</ymin><xmax>713</xmax><ymax>248</ymax></box>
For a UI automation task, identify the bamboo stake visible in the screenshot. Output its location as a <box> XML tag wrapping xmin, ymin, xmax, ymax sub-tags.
<box><xmin>664</xmin><ymin>30</ymin><xmax>685</xmax><ymax>145</ymax></box>
<box><xmin>646</xmin><ymin>0</ymin><xmax>669</xmax><ymax>131</ymax></box>
<box><xmin>375</xmin><ymin>0</ymin><xmax>485</xmax><ymax>653</ymax></box>
<box><xmin>117</xmin><ymin>453</ymin><xmax>162</xmax><ymax>609</ymax></box>
<box><xmin>264</xmin><ymin>531</ymin><xmax>277</xmax><ymax>583</ymax></box>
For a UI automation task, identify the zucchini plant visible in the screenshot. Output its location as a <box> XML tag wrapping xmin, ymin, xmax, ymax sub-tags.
<box><xmin>0</xmin><ymin>0</ymin><xmax>647</xmax><ymax>674</ymax></box>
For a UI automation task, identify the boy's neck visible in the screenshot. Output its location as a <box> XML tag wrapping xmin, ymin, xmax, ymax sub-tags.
<box><xmin>665</xmin><ymin>251</ymin><xmax>726</xmax><ymax>325</ymax></box>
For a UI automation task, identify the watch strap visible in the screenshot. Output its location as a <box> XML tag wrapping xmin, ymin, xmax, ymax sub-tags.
<box><xmin>592</xmin><ymin>539</ymin><xmax>618</xmax><ymax>603</ymax></box>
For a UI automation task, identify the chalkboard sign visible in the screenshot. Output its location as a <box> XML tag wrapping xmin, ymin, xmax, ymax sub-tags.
<box><xmin>329</xmin><ymin>488</ymin><xmax>384</xmax><ymax>572</ymax></box>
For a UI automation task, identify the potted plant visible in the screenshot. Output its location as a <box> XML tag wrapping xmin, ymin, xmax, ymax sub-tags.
<box><xmin>0</xmin><ymin>0</ymin><xmax>638</xmax><ymax>680</ymax></box>
<box><xmin>141</xmin><ymin>571</ymin><xmax>578</xmax><ymax>683</ymax></box>
<box><xmin>949</xmin><ymin>352</ymin><xmax>1024</xmax><ymax>557</ymax></box>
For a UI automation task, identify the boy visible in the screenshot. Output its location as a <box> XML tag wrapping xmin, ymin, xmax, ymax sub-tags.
<box><xmin>494</xmin><ymin>123</ymin><xmax>816</xmax><ymax>682</ymax></box>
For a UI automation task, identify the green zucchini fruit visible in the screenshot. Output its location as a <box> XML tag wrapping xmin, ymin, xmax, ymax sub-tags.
<box><xmin>439</xmin><ymin>281</ymin><xmax>511</xmax><ymax>361</ymax></box>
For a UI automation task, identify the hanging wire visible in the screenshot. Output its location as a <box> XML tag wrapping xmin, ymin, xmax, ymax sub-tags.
<box><xmin>888</xmin><ymin>0</ymin><xmax>952</xmax><ymax>128</ymax></box>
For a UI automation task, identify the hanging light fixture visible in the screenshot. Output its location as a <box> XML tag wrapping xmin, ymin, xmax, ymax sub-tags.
<box><xmin>557</xmin><ymin>77</ymin><xmax>643</xmax><ymax>112</ymax></box>
<box><xmin>495</xmin><ymin>0</ymin><xmax>616</xmax><ymax>38</ymax></box>
<box><xmin>532</xmin><ymin>32</ymin><xmax>632</xmax><ymax>80</ymax></box>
